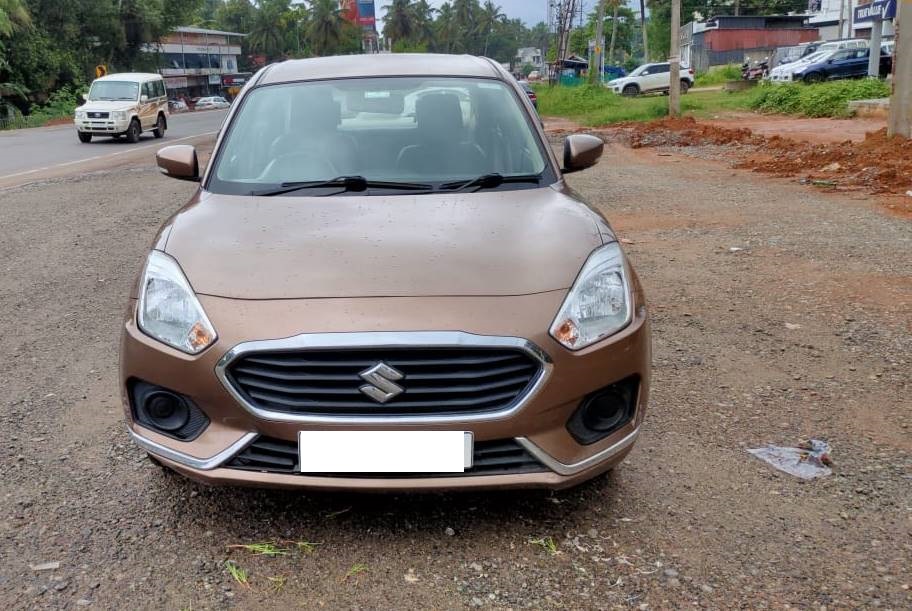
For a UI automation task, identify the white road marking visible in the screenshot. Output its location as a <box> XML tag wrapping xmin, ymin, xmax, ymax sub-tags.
<box><xmin>0</xmin><ymin>131</ymin><xmax>218</xmax><ymax>181</ymax></box>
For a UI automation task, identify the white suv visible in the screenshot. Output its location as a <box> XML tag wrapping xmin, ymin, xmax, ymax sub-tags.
<box><xmin>607</xmin><ymin>63</ymin><xmax>695</xmax><ymax>96</ymax></box>
<box><xmin>74</xmin><ymin>73</ymin><xmax>168</xmax><ymax>143</ymax></box>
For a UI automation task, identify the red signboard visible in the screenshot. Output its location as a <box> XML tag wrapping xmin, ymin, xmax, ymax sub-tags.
<box><xmin>340</xmin><ymin>0</ymin><xmax>358</xmax><ymax>23</ymax></box>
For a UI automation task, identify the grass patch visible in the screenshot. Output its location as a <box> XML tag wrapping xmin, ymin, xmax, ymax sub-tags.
<box><xmin>535</xmin><ymin>79</ymin><xmax>891</xmax><ymax>126</ymax></box>
<box><xmin>224</xmin><ymin>560</ymin><xmax>250</xmax><ymax>588</ymax></box>
<box><xmin>694</xmin><ymin>64</ymin><xmax>742</xmax><ymax>87</ymax></box>
<box><xmin>751</xmin><ymin>79</ymin><xmax>891</xmax><ymax>118</ymax></box>
<box><xmin>533</xmin><ymin>83</ymin><xmax>758</xmax><ymax>126</ymax></box>
<box><xmin>227</xmin><ymin>542</ymin><xmax>291</xmax><ymax>556</ymax></box>
<box><xmin>529</xmin><ymin>536</ymin><xmax>560</xmax><ymax>556</ymax></box>
<box><xmin>343</xmin><ymin>563</ymin><xmax>368</xmax><ymax>581</ymax></box>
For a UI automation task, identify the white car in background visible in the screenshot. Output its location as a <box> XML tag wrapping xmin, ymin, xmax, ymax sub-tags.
<box><xmin>768</xmin><ymin>50</ymin><xmax>835</xmax><ymax>83</ymax></box>
<box><xmin>607</xmin><ymin>62</ymin><xmax>695</xmax><ymax>96</ymax></box>
<box><xmin>194</xmin><ymin>96</ymin><xmax>231</xmax><ymax>110</ymax></box>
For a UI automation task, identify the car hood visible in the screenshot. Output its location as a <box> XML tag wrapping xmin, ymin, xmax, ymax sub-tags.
<box><xmin>78</xmin><ymin>100</ymin><xmax>137</xmax><ymax>112</ymax></box>
<box><xmin>163</xmin><ymin>187</ymin><xmax>605</xmax><ymax>299</ymax></box>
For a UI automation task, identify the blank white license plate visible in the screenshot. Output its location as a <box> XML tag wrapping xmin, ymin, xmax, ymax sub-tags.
<box><xmin>298</xmin><ymin>431</ymin><xmax>473</xmax><ymax>473</ymax></box>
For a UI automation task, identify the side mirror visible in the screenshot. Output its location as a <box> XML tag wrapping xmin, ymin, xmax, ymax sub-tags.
<box><xmin>563</xmin><ymin>134</ymin><xmax>604</xmax><ymax>174</ymax></box>
<box><xmin>156</xmin><ymin>145</ymin><xmax>200</xmax><ymax>182</ymax></box>
<box><xmin>141</xmin><ymin>94</ymin><xmax>149</xmax><ymax>103</ymax></box>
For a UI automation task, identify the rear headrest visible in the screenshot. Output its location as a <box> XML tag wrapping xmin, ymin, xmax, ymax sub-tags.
<box><xmin>415</xmin><ymin>93</ymin><xmax>464</xmax><ymax>134</ymax></box>
<box><xmin>290</xmin><ymin>89</ymin><xmax>341</xmax><ymax>131</ymax></box>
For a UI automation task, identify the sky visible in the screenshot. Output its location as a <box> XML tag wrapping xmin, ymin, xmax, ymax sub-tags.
<box><xmin>374</xmin><ymin>1</ymin><xmax>551</xmax><ymax>28</ymax></box>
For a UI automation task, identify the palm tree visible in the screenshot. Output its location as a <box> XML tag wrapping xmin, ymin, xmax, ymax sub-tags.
<box><xmin>0</xmin><ymin>0</ymin><xmax>30</xmax><ymax>37</ymax></box>
<box><xmin>476</xmin><ymin>1</ymin><xmax>505</xmax><ymax>56</ymax></box>
<box><xmin>248</xmin><ymin>0</ymin><xmax>290</xmax><ymax>59</ymax></box>
<box><xmin>383</xmin><ymin>0</ymin><xmax>416</xmax><ymax>45</ymax></box>
<box><xmin>307</xmin><ymin>0</ymin><xmax>347</xmax><ymax>56</ymax></box>
<box><xmin>434</xmin><ymin>2</ymin><xmax>457</xmax><ymax>53</ymax></box>
<box><xmin>451</xmin><ymin>0</ymin><xmax>477</xmax><ymax>53</ymax></box>
<box><xmin>412</xmin><ymin>0</ymin><xmax>436</xmax><ymax>46</ymax></box>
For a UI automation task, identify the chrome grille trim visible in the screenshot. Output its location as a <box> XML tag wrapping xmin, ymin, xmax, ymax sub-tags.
<box><xmin>215</xmin><ymin>332</ymin><xmax>553</xmax><ymax>424</ymax></box>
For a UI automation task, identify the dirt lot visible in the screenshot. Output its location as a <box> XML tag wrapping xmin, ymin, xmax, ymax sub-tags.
<box><xmin>0</xmin><ymin>132</ymin><xmax>910</xmax><ymax>609</ymax></box>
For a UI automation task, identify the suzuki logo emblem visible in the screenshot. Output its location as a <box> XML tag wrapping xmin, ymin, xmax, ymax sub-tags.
<box><xmin>358</xmin><ymin>362</ymin><xmax>405</xmax><ymax>403</ymax></box>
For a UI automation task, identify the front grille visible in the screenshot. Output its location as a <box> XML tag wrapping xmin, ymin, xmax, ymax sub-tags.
<box><xmin>225</xmin><ymin>348</ymin><xmax>543</xmax><ymax>417</ymax></box>
<box><xmin>225</xmin><ymin>436</ymin><xmax>547</xmax><ymax>477</ymax></box>
<box><xmin>88</xmin><ymin>111</ymin><xmax>109</xmax><ymax>119</ymax></box>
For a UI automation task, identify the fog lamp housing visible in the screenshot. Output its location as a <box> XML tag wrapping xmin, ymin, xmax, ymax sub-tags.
<box><xmin>566</xmin><ymin>376</ymin><xmax>639</xmax><ymax>445</ymax></box>
<box><xmin>130</xmin><ymin>380</ymin><xmax>209</xmax><ymax>441</ymax></box>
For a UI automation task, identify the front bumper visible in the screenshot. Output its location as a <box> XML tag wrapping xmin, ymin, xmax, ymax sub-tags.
<box><xmin>76</xmin><ymin>118</ymin><xmax>131</xmax><ymax>133</ymax></box>
<box><xmin>121</xmin><ymin>289</ymin><xmax>651</xmax><ymax>491</ymax></box>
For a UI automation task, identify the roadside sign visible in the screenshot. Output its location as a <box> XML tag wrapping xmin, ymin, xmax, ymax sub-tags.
<box><xmin>854</xmin><ymin>0</ymin><xmax>896</xmax><ymax>22</ymax></box>
<box><xmin>95</xmin><ymin>65</ymin><xmax>107</xmax><ymax>78</ymax></box>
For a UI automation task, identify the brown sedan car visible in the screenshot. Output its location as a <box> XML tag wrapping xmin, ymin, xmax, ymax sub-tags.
<box><xmin>121</xmin><ymin>54</ymin><xmax>650</xmax><ymax>491</ymax></box>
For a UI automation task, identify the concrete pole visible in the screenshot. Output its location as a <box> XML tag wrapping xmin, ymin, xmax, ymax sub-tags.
<box><xmin>868</xmin><ymin>15</ymin><xmax>883</xmax><ymax>77</ymax></box>
<box><xmin>838</xmin><ymin>0</ymin><xmax>846</xmax><ymax>38</ymax></box>
<box><xmin>591</xmin><ymin>0</ymin><xmax>606</xmax><ymax>84</ymax></box>
<box><xmin>639</xmin><ymin>0</ymin><xmax>649</xmax><ymax>60</ymax></box>
<box><xmin>669</xmin><ymin>0</ymin><xmax>681</xmax><ymax>116</ymax></box>
<box><xmin>889</xmin><ymin>0</ymin><xmax>912</xmax><ymax>137</ymax></box>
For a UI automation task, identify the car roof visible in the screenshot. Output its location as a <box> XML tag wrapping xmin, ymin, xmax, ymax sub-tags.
<box><xmin>259</xmin><ymin>53</ymin><xmax>501</xmax><ymax>85</ymax></box>
<box><xmin>94</xmin><ymin>72</ymin><xmax>162</xmax><ymax>83</ymax></box>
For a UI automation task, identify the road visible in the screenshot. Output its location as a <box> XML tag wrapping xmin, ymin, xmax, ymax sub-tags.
<box><xmin>0</xmin><ymin>128</ymin><xmax>909</xmax><ymax>609</ymax></box>
<box><xmin>0</xmin><ymin>109</ymin><xmax>227</xmax><ymax>188</ymax></box>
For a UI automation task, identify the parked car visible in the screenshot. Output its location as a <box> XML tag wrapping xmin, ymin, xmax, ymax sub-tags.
<box><xmin>194</xmin><ymin>96</ymin><xmax>231</xmax><ymax>110</ymax></box>
<box><xmin>768</xmin><ymin>50</ymin><xmax>835</xmax><ymax>83</ymax></box>
<box><xmin>793</xmin><ymin>47</ymin><xmax>892</xmax><ymax>83</ymax></box>
<box><xmin>607</xmin><ymin>62</ymin><xmax>695</xmax><ymax>96</ymax></box>
<box><xmin>125</xmin><ymin>54</ymin><xmax>650</xmax><ymax>491</ymax></box>
<box><xmin>527</xmin><ymin>70</ymin><xmax>541</xmax><ymax>81</ymax></box>
<box><xmin>518</xmin><ymin>80</ymin><xmax>538</xmax><ymax>109</ymax></box>
<box><xmin>73</xmin><ymin>72</ymin><xmax>168</xmax><ymax>143</ymax></box>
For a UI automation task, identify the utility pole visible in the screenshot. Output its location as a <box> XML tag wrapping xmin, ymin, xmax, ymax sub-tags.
<box><xmin>838</xmin><ymin>0</ymin><xmax>846</xmax><ymax>38</ymax></box>
<box><xmin>889</xmin><ymin>0</ymin><xmax>912</xmax><ymax>137</ymax></box>
<box><xmin>591</xmin><ymin>0</ymin><xmax>606</xmax><ymax>84</ymax></box>
<box><xmin>669</xmin><ymin>0</ymin><xmax>681</xmax><ymax>116</ymax></box>
<box><xmin>868</xmin><ymin>13</ymin><xmax>883</xmax><ymax>78</ymax></box>
<box><xmin>639</xmin><ymin>0</ymin><xmax>649</xmax><ymax>60</ymax></box>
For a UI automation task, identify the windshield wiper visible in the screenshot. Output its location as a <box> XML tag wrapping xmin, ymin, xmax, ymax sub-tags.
<box><xmin>253</xmin><ymin>176</ymin><xmax>434</xmax><ymax>197</ymax></box>
<box><xmin>440</xmin><ymin>173</ymin><xmax>542</xmax><ymax>193</ymax></box>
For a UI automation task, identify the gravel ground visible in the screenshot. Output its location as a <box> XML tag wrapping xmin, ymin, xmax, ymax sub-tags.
<box><xmin>0</xmin><ymin>141</ymin><xmax>910</xmax><ymax>610</ymax></box>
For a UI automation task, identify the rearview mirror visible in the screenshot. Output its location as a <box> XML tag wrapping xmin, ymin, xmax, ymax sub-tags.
<box><xmin>156</xmin><ymin>145</ymin><xmax>200</xmax><ymax>182</ymax></box>
<box><xmin>563</xmin><ymin>134</ymin><xmax>604</xmax><ymax>174</ymax></box>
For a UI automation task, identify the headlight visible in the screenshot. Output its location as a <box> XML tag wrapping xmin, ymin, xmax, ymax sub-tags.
<box><xmin>550</xmin><ymin>242</ymin><xmax>632</xmax><ymax>350</ymax></box>
<box><xmin>137</xmin><ymin>251</ymin><xmax>217</xmax><ymax>354</ymax></box>
<box><xmin>113</xmin><ymin>110</ymin><xmax>128</xmax><ymax>121</ymax></box>
<box><xmin>75</xmin><ymin>110</ymin><xmax>86</xmax><ymax>120</ymax></box>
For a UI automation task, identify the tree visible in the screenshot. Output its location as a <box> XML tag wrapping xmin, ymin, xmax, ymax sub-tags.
<box><xmin>433</xmin><ymin>2</ymin><xmax>457</xmax><ymax>53</ymax></box>
<box><xmin>0</xmin><ymin>0</ymin><xmax>30</xmax><ymax>37</ymax></box>
<box><xmin>248</xmin><ymin>0</ymin><xmax>290</xmax><ymax>59</ymax></box>
<box><xmin>307</xmin><ymin>0</ymin><xmax>359</xmax><ymax>56</ymax></box>
<box><xmin>383</xmin><ymin>0</ymin><xmax>416</xmax><ymax>44</ymax></box>
<box><xmin>476</xmin><ymin>1</ymin><xmax>504</xmax><ymax>56</ymax></box>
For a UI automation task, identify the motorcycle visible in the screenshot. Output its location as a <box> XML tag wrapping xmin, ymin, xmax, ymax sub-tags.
<box><xmin>741</xmin><ymin>59</ymin><xmax>769</xmax><ymax>81</ymax></box>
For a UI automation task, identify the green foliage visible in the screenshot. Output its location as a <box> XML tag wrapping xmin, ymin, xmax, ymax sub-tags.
<box><xmin>534</xmin><ymin>84</ymin><xmax>759</xmax><ymax>125</ymax></box>
<box><xmin>751</xmin><ymin>80</ymin><xmax>891</xmax><ymax>118</ymax></box>
<box><xmin>694</xmin><ymin>64</ymin><xmax>741</xmax><ymax>87</ymax></box>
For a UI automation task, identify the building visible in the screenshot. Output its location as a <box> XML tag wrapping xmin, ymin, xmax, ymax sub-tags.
<box><xmin>807</xmin><ymin>0</ymin><xmax>896</xmax><ymax>41</ymax></box>
<box><xmin>681</xmin><ymin>15</ymin><xmax>819</xmax><ymax>72</ymax></box>
<box><xmin>341</xmin><ymin>0</ymin><xmax>381</xmax><ymax>53</ymax></box>
<box><xmin>515</xmin><ymin>47</ymin><xmax>545</xmax><ymax>72</ymax></box>
<box><xmin>143</xmin><ymin>27</ymin><xmax>248</xmax><ymax>99</ymax></box>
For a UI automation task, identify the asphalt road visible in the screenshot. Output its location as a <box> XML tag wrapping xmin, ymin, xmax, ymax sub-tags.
<box><xmin>0</xmin><ymin>109</ymin><xmax>227</xmax><ymax>188</ymax></box>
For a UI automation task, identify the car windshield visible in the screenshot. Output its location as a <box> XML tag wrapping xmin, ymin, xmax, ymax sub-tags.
<box><xmin>88</xmin><ymin>81</ymin><xmax>139</xmax><ymax>101</ymax></box>
<box><xmin>629</xmin><ymin>65</ymin><xmax>649</xmax><ymax>76</ymax></box>
<box><xmin>209</xmin><ymin>77</ymin><xmax>551</xmax><ymax>195</ymax></box>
